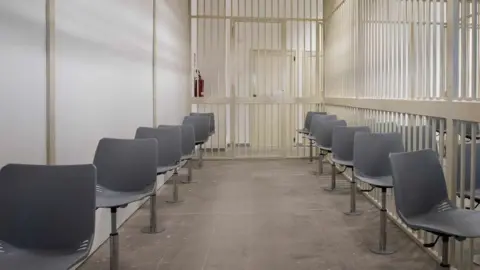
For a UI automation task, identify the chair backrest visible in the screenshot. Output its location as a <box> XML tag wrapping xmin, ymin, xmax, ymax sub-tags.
<box><xmin>0</xmin><ymin>164</ymin><xmax>96</xmax><ymax>251</ymax></box>
<box><xmin>159</xmin><ymin>124</ymin><xmax>196</xmax><ymax>156</ymax></box>
<box><xmin>94</xmin><ymin>138</ymin><xmax>157</xmax><ymax>192</ymax></box>
<box><xmin>190</xmin><ymin>112</ymin><xmax>215</xmax><ymax>134</ymax></box>
<box><xmin>310</xmin><ymin>114</ymin><xmax>337</xmax><ymax>136</ymax></box>
<box><xmin>304</xmin><ymin>111</ymin><xmax>327</xmax><ymax>131</ymax></box>
<box><xmin>136</xmin><ymin>126</ymin><xmax>182</xmax><ymax>167</ymax></box>
<box><xmin>389</xmin><ymin>149</ymin><xmax>450</xmax><ymax>221</ymax></box>
<box><xmin>331</xmin><ymin>126</ymin><xmax>370</xmax><ymax>162</ymax></box>
<box><xmin>183</xmin><ymin>115</ymin><xmax>210</xmax><ymax>142</ymax></box>
<box><xmin>457</xmin><ymin>142</ymin><xmax>480</xmax><ymax>191</ymax></box>
<box><xmin>354</xmin><ymin>132</ymin><xmax>404</xmax><ymax>177</ymax></box>
<box><xmin>313</xmin><ymin>119</ymin><xmax>346</xmax><ymax>148</ymax></box>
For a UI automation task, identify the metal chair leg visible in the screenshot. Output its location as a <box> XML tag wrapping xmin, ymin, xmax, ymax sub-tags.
<box><xmin>141</xmin><ymin>195</ymin><xmax>165</xmax><ymax>234</ymax></box>
<box><xmin>182</xmin><ymin>160</ymin><xmax>197</xmax><ymax>184</ymax></box>
<box><xmin>439</xmin><ymin>236</ymin><xmax>450</xmax><ymax>268</ymax></box>
<box><xmin>318</xmin><ymin>154</ymin><xmax>324</xmax><ymax>175</ymax></box>
<box><xmin>369</xmin><ymin>188</ymin><xmax>395</xmax><ymax>255</ymax></box>
<box><xmin>166</xmin><ymin>175</ymin><xmax>184</xmax><ymax>204</ymax></box>
<box><xmin>110</xmin><ymin>208</ymin><xmax>119</xmax><ymax>270</ymax></box>
<box><xmin>344</xmin><ymin>168</ymin><xmax>362</xmax><ymax>216</ymax></box>
<box><xmin>198</xmin><ymin>144</ymin><xmax>204</xmax><ymax>168</ymax></box>
<box><xmin>309</xmin><ymin>140</ymin><xmax>313</xmax><ymax>163</ymax></box>
<box><xmin>324</xmin><ymin>162</ymin><xmax>336</xmax><ymax>191</ymax></box>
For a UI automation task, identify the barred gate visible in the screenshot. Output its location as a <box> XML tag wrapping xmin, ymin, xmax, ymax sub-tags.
<box><xmin>190</xmin><ymin>0</ymin><xmax>324</xmax><ymax>159</ymax></box>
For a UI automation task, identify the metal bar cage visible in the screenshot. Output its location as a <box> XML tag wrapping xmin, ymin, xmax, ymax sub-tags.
<box><xmin>324</xmin><ymin>0</ymin><xmax>480</xmax><ymax>268</ymax></box>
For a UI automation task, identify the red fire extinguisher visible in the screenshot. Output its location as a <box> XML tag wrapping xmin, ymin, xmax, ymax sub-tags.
<box><xmin>194</xmin><ymin>69</ymin><xmax>204</xmax><ymax>97</ymax></box>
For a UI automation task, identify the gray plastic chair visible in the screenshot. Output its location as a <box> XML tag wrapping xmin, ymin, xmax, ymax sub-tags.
<box><xmin>136</xmin><ymin>126</ymin><xmax>183</xmax><ymax>204</ymax></box>
<box><xmin>190</xmin><ymin>112</ymin><xmax>215</xmax><ymax>135</ymax></box>
<box><xmin>159</xmin><ymin>124</ymin><xmax>196</xmax><ymax>184</ymax></box>
<box><xmin>297</xmin><ymin>111</ymin><xmax>327</xmax><ymax>135</ymax></box>
<box><xmin>94</xmin><ymin>138</ymin><xmax>158</xmax><ymax>270</ymax></box>
<box><xmin>389</xmin><ymin>149</ymin><xmax>480</xmax><ymax>269</ymax></box>
<box><xmin>313</xmin><ymin>119</ymin><xmax>346</xmax><ymax>190</ymax></box>
<box><xmin>331</xmin><ymin>126</ymin><xmax>370</xmax><ymax>215</ymax></box>
<box><xmin>308</xmin><ymin>114</ymin><xmax>337</xmax><ymax>165</ymax></box>
<box><xmin>354</xmin><ymin>132</ymin><xmax>404</xmax><ymax>255</ymax></box>
<box><xmin>183</xmin><ymin>115</ymin><xmax>210</xmax><ymax>168</ymax></box>
<box><xmin>0</xmin><ymin>164</ymin><xmax>96</xmax><ymax>270</ymax></box>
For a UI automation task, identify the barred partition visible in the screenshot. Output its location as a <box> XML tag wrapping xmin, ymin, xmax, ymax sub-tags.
<box><xmin>324</xmin><ymin>0</ymin><xmax>480</xmax><ymax>269</ymax></box>
<box><xmin>190</xmin><ymin>0</ymin><xmax>324</xmax><ymax>159</ymax></box>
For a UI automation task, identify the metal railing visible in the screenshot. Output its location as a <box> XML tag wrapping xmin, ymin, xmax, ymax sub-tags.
<box><xmin>324</xmin><ymin>0</ymin><xmax>480</xmax><ymax>269</ymax></box>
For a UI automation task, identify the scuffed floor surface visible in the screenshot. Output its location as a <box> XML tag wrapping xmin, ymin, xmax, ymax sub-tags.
<box><xmin>80</xmin><ymin>160</ymin><xmax>436</xmax><ymax>270</ymax></box>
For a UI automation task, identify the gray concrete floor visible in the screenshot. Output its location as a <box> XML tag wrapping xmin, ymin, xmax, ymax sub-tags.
<box><xmin>80</xmin><ymin>160</ymin><xmax>437</xmax><ymax>270</ymax></box>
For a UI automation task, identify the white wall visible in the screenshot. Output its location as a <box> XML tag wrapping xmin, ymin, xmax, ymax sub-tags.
<box><xmin>0</xmin><ymin>1</ymin><xmax>47</xmax><ymax>166</ymax></box>
<box><xmin>55</xmin><ymin>0</ymin><xmax>155</xmax><ymax>164</ymax></box>
<box><xmin>157</xmin><ymin>0</ymin><xmax>190</xmax><ymax>124</ymax></box>
<box><xmin>0</xmin><ymin>0</ymin><xmax>190</xmax><ymax>259</ymax></box>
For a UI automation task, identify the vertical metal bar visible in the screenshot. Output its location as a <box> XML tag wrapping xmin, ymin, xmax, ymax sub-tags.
<box><xmin>439</xmin><ymin>119</ymin><xmax>445</xmax><ymax>167</ymax></box>
<box><xmin>381</xmin><ymin>0</ymin><xmax>385</xmax><ymax>99</ymax></box>
<box><xmin>368</xmin><ymin>0</ymin><xmax>372</xmax><ymax>98</ymax></box>
<box><xmin>446</xmin><ymin>0</ymin><xmax>460</xmax><ymax>203</ymax></box>
<box><xmin>459</xmin><ymin>0</ymin><xmax>467</xmax><ymax>100</ymax></box>
<box><xmin>415</xmin><ymin>0</ymin><xmax>420</xmax><ymax>99</ymax></box>
<box><xmin>268</xmin><ymin>22</ymin><xmax>272</xmax><ymax>155</ymax></box>
<box><xmin>46</xmin><ymin>0</ymin><xmax>56</xmax><ymax>165</ymax></box>
<box><xmin>403</xmin><ymin>0</ymin><xmax>408</xmax><ymax>99</ymax></box>
<box><xmin>460</xmin><ymin>122</ymin><xmax>466</xmax><ymax>209</ymax></box>
<box><xmin>375</xmin><ymin>1</ymin><xmax>380</xmax><ymax>99</ymax></box>
<box><xmin>469</xmin><ymin>124</ymin><xmax>477</xmax><ymax>267</ymax></box>
<box><xmin>215</xmin><ymin>14</ymin><xmax>220</xmax><ymax>160</ymax></box>
<box><xmin>426</xmin><ymin>0</ymin><xmax>431</xmax><ymax>99</ymax></box>
<box><xmin>230</xmin><ymin>21</ymin><xmax>236</xmax><ymax>158</ymax></box>
<box><xmin>458</xmin><ymin>122</ymin><xmax>466</xmax><ymax>266</ymax></box>
<box><xmin>432</xmin><ymin>0</ymin><xmax>438</xmax><ymax>99</ymax></box>
<box><xmin>440</xmin><ymin>0</ymin><xmax>446</xmax><ymax>99</ymax></box>
<box><xmin>473</xmin><ymin>0</ymin><xmax>479</xmax><ymax>101</ymax></box>
<box><xmin>243</xmin><ymin>22</ymin><xmax>247</xmax><ymax>157</ymax></box>
<box><xmin>152</xmin><ymin>0</ymin><xmax>158</xmax><ymax>127</ymax></box>
<box><xmin>421</xmin><ymin>0</ymin><xmax>426</xmax><ymax>99</ymax></box>
<box><xmin>282</xmin><ymin>21</ymin><xmax>287</xmax><ymax>157</ymax></box>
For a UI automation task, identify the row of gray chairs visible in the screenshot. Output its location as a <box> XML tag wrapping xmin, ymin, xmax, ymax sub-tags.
<box><xmin>184</xmin><ymin>113</ymin><xmax>213</xmax><ymax>168</ymax></box>
<box><xmin>296</xmin><ymin>111</ymin><xmax>327</xmax><ymax>163</ymax></box>
<box><xmin>304</xmin><ymin>112</ymin><xmax>480</xmax><ymax>269</ymax></box>
<box><xmin>0</xmin><ymin>112</ymin><xmax>215</xmax><ymax>270</ymax></box>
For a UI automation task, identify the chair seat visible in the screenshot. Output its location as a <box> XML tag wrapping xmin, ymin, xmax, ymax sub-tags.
<box><xmin>354</xmin><ymin>172</ymin><xmax>393</xmax><ymax>188</ymax></box>
<box><xmin>181</xmin><ymin>154</ymin><xmax>194</xmax><ymax>161</ymax></box>
<box><xmin>157</xmin><ymin>165</ymin><xmax>179</xmax><ymax>174</ymax></box>
<box><xmin>315</xmin><ymin>144</ymin><xmax>331</xmax><ymax>151</ymax></box>
<box><xmin>297</xmin><ymin>128</ymin><xmax>309</xmax><ymax>135</ymax></box>
<box><xmin>407</xmin><ymin>205</ymin><xmax>480</xmax><ymax>238</ymax></box>
<box><xmin>331</xmin><ymin>157</ymin><xmax>353</xmax><ymax>167</ymax></box>
<box><xmin>0</xmin><ymin>242</ymin><xmax>89</xmax><ymax>270</ymax></box>
<box><xmin>96</xmin><ymin>185</ymin><xmax>153</xmax><ymax>208</ymax></box>
<box><xmin>456</xmin><ymin>189</ymin><xmax>480</xmax><ymax>202</ymax></box>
